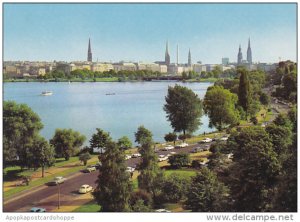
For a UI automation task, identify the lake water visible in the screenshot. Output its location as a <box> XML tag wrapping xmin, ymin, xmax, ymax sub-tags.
<box><xmin>4</xmin><ymin>81</ymin><xmax>214</xmax><ymax>145</ymax></box>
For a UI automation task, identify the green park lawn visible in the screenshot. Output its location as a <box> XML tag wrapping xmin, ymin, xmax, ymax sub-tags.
<box><xmin>73</xmin><ymin>200</ymin><xmax>100</xmax><ymax>212</ymax></box>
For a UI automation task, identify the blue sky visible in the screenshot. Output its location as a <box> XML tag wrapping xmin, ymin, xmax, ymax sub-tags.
<box><xmin>3</xmin><ymin>3</ymin><xmax>297</xmax><ymax>64</ymax></box>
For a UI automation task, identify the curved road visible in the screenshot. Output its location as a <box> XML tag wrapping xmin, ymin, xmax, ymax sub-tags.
<box><xmin>3</xmin><ymin>143</ymin><xmax>209</xmax><ymax>212</ymax></box>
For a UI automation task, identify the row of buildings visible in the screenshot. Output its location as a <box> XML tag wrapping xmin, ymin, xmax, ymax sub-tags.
<box><xmin>3</xmin><ymin>38</ymin><xmax>278</xmax><ymax>78</ymax></box>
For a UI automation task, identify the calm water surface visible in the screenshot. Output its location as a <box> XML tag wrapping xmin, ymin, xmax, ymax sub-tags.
<box><xmin>4</xmin><ymin>82</ymin><xmax>214</xmax><ymax>144</ymax></box>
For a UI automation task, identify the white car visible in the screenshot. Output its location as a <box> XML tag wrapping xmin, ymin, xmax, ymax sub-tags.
<box><xmin>158</xmin><ymin>155</ymin><xmax>168</xmax><ymax>162</ymax></box>
<box><xmin>220</xmin><ymin>136</ymin><xmax>228</xmax><ymax>141</ymax></box>
<box><xmin>163</xmin><ymin>145</ymin><xmax>174</xmax><ymax>151</ymax></box>
<box><xmin>125</xmin><ymin>155</ymin><xmax>132</xmax><ymax>160</ymax></box>
<box><xmin>132</xmin><ymin>153</ymin><xmax>141</xmax><ymax>158</ymax></box>
<box><xmin>85</xmin><ymin>166</ymin><xmax>96</xmax><ymax>173</ymax></box>
<box><xmin>169</xmin><ymin>151</ymin><xmax>177</xmax><ymax>155</ymax></box>
<box><xmin>200</xmin><ymin>138</ymin><xmax>213</xmax><ymax>143</ymax></box>
<box><xmin>78</xmin><ymin>184</ymin><xmax>93</xmax><ymax>194</ymax></box>
<box><xmin>49</xmin><ymin>176</ymin><xmax>66</xmax><ymax>185</ymax></box>
<box><xmin>126</xmin><ymin>167</ymin><xmax>135</xmax><ymax>173</ymax></box>
<box><xmin>155</xmin><ymin>209</ymin><xmax>171</xmax><ymax>212</ymax></box>
<box><xmin>176</xmin><ymin>142</ymin><xmax>189</xmax><ymax>148</ymax></box>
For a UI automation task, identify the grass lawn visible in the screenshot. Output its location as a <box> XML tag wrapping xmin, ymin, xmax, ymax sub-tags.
<box><xmin>164</xmin><ymin>169</ymin><xmax>197</xmax><ymax>178</ymax></box>
<box><xmin>73</xmin><ymin>200</ymin><xmax>100</xmax><ymax>212</ymax></box>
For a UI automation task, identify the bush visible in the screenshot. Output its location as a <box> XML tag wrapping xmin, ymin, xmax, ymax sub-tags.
<box><xmin>129</xmin><ymin>190</ymin><xmax>152</xmax><ymax>212</ymax></box>
<box><xmin>191</xmin><ymin>160</ymin><xmax>201</xmax><ymax>169</ymax></box>
<box><xmin>250</xmin><ymin>116</ymin><xmax>258</xmax><ymax>125</ymax></box>
<box><xmin>168</xmin><ymin>153</ymin><xmax>191</xmax><ymax>169</ymax></box>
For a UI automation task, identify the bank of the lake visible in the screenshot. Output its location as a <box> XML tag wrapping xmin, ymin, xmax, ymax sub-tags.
<box><xmin>4</xmin><ymin>81</ymin><xmax>215</xmax><ymax>144</ymax></box>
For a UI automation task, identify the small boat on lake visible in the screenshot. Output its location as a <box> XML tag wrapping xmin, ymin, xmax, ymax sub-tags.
<box><xmin>41</xmin><ymin>91</ymin><xmax>53</xmax><ymax>96</ymax></box>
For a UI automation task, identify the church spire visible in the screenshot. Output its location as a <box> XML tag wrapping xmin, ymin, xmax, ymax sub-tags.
<box><xmin>87</xmin><ymin>38</ymin><xmax>92</xmax><ymax>62</ymax></box>
<box><xmin>165</xmin><ymin>40</ymin><xmax>170</xmax><ymax>66</ymax></box>
<box><xmin>188</xmin><ymin>48</ymin><xmax>192</xmax><ymax>66</ymax></box>
<box><xmin>247</xmin><ymin>37</ymin><xmax>252</xmax><ymax>64</ymax></box>
<box><xmin>237</xmin><ymin>44</ymin><xmax>243</xmax><ymax>65</ymax></box>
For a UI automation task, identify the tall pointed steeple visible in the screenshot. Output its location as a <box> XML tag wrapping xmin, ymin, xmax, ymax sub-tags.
<box><xmin>165</xmin><ymin>41</ymin><xmax>170</xmax><ymax>66</ymax></box>
<box><xmin>188</xmin><ymin>48</ymin><xmax>192</xmax><ymax>66</ymax></box>
<box><xmin>87</xmin><ymin>38</ymin><xmax>92</xmax><ymax>62</ymax></box>
<box><xmin>247</xmin><ymin>38</ymin><xmax>252</xmax><ymax>64</ymax></box>
<box><xmin>237</xmin><ymin>44</ymin><xmax>243</xmax><ymax>65</ymax></box>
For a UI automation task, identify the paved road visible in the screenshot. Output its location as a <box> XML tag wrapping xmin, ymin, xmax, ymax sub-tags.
<box><xmin>3</xmin><ymin>142</ymin><xmax>211</xmax><ymax>212</ymax></box>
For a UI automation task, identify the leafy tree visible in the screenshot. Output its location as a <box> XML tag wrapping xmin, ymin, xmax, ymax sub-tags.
<box><xmin>89</xmin><ymin>128</ymin><xmax>111</xmax><ymax>153</ymax></box>
<box><xmin>265</xmin><ymin>123</ymin><xmax>292</xmax><ymax>159</ymax></box>
<box><xmin>287</xmin><ymin>106</ymin><xmax>297</xmax><ymax>132</ymax></box>
<box><xmin>185</xmin><ymin>168</ymin><xmax>229</xmax><ymax>212</ymax></box>
<box><xmin>168</xmin><ymin>153</ymin><xmax>190</xmax><ymax>169</ymax></box>
<box><xmin>250</xmin><ymin>116</ymin><xmax>258</xmax><ymax>125</ymax></box>
<box><xmin>160</xmin><ymin>173</ymin><xmax>190</xmax><ymax>203</ymax></box>
<box><xmin>164</xmin><ymin>84</ymin><xmax>203</xmax><ymax>136</ymax></box>
<box><xmin>50</xmin><ymin>129</ymin><xmax>86</xmax><ymax>160</ymax></box>
<box><xmin>203</xmin><ymin>86</ymin><xmax>239</xmax><ymax>130</ymax></box>
<box><xmin>136</xmin><ymin>128</ymin><xmax>164</xmax><ymax>204</ymax></box>
<box><xmin>164</xmin><ymin>132</ymin><xmax>177</xmax><ymax>146</ymax></box>
<box><xmin>3</xmin><ymin>101</ymin><xmax>43</xmax><ymax>168</ymax></box>
<box><xmin>135</xmin><ymin>125</ymin><xmax>153</xmax><ymax>146</ymax></box>
<box><xmin>129</xmin><ymin>190</ymin><xmax>152</xmax><ymax>212</ymax></box>
<box><xmin>248</xmin><ymin>100</ymin><xmax>261</xmax><ymax>117</ymax></box>
<box><xmin>93</xmin><ymin>141</ymin><xmax>132</xmax><ymax>212</ymax></box>
<box><xmin>273</xmin><ymin>113</ymin><xmax>292</xmax><ymax>129</ymax></box>
<box><xmin>117</xmin><ymin>136</ymin><xmax>132</xmax><ymax>150</ymax></box>
<box><xmin>238</xmin><ymin>69</ymin><xmax>251</xmax><ymax>117</ymax></box>
<box><xmin>178</xmin><ymin>133</ymin><xmax>192</xmax><ymax>142</ymax></box>
<box><xmin>259</xmin><ymin>92</ymin><xmax>270</xmax><ymax>106</ymax></box>
<box><xmin>27</xmin><ymin>136</ymin><xmax>55</xmax><ymax>177</ymax></box>
<box><xmin>79</xmin><ymin>152</ymin><xmax>91</xmax><ymax>166</ymax></box>
<box><xmin>212</xmin><ymin>65</ymin><xmax>222</xmax><ymax>78</ymax></box>
<box><xmin>228</xmin><ymin>127</ymin><xmax>281</xmax><ymax>211</ymax></box>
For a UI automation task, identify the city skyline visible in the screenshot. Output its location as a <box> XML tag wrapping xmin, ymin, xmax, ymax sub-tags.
<box><xmin>4</xmin><ymin>3</ymin><xmax>297</xmax><ymax>64</ymax></box>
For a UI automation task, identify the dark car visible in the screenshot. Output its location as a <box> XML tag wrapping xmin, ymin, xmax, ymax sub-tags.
<box><xmin>30</xmin><ymin>207</ymin><xmax>46</xmax><ymax>212</ymax></box>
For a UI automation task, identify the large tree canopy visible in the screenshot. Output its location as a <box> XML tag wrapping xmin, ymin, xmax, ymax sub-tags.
<box><xmin>3</xmin><ymin>101</ymin><xmax>43</xmax><ymax>168</ymax></box>
<box><xmin>50</xmin><ymin>128</ymin><xmax>86</xmax><ymax>160</ymax></box>
<box><xmin>164</xmin><ymin>84</ymin><xmax>203</xmax><ymax>135</ymax></box>
<box><xmin>203</xmin><ymin>86</ymin><xmax>239</xmax><ymax>130</ymax></box>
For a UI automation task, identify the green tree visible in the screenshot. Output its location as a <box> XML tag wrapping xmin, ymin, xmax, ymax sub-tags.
<box><xmin>259</xmin><ymin>92</ymin><xmax>270</xmax><ymax>106</ymax></box>
<box><xmin>3</xmin><ymin>101</ymin><xmax>43</xmax><ymax>168</ymax></box>
<box><xmin>203</xmin><ymin>86</ymin><xmax>240</xmax><ymax>131</ymax></box>
<box><xmin>89</xmin><ymin>128</ymin><xmax>112</xmax><ymax>153</ymax></box>
<box><xmin>164</xmin><ymin>84</ymin><xmax>203</xmax><ymax>136</ymax></box>
<box><xmin>129</xmin><ymin>190</ymin><xmax>152</xmax><ymax>212</ymax></box>
<box><xmin>168</xmin><ymin>153</ymin><xmax>191</xmax><ymax>169</ymax></box>
<box><xmin>160</xmin><ymin>173</ymin><xmax>190</xmax><ymax>203</ymax></box>
<box><xmin>137</xmin><ymin>128</ymin><xmax>163</xmax><ymax>204</ymax></box>
<box><xmin>273</xmin><ymin>113</ymin><xmax>292</xmax><ymax>129</ymax></box>
<box><xmin>135</xmin><ymin>125</ymin><xmax>153</xmax><ymax>146</ymax></box>
<box><xmin>50</xmin><ymin>129</ymin><xmax>86</xmax><ymax>160</ymax></box>
<box><xmin>93</xmin><ymin>141</ymin><xmax>132</xmax><ymax>212</ymax></box>
<box><xmin>229</xmin><ymin>127</ymin><xmax>281</xmax><ymax>211</ymax></box>
<box><xmin>212</xmin><ymin>65</ymin><xmax>222</xmax><ymax>78</ymax></box>
<box><xmin>238</xmin><ymin>69</ymin><xmax>251</xmax><ymax>117</ymax></box>
<box><xmin>185</xmin><ymin>168</ymin><xmax>229</xmax><ymax>212</ymax></box>
<box><xmin>27</xmin><ymin>136</ymin><xmax>55</xmax><ymax>177</ymax></box>
<box><xmin>164</xmin><ymin>132</ymin><xmax>177</xmax><ymax>146</ymax></box>
<box><xmin>79</xmin><ymin>152</ymin><xmax>91</xmax><ymax>166</ymax></box>
<box><xmin>117</xmin><ymin>136</ymin><xmax>132</xmax><ymax>150</ymax></box>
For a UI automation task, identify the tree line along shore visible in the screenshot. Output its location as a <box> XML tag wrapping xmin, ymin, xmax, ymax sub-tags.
<box><xmin>3</xmin><ymin>61</ymin><xmax>297</xmax><ymax>212</ymax></box>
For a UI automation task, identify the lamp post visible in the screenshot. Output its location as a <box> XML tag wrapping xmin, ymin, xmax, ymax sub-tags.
<box><xmin>57</xmin><ymin>183</ymin><xmax>61</xmax><ymax>209</ymax></box>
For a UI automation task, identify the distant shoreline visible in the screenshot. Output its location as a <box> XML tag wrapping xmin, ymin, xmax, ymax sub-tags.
<box><xmin>3</xmin><ymin>77</ymin><xmax>218</xmax><ymax>83</ymax></box>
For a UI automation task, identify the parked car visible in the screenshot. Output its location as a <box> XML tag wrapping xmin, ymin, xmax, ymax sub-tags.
<box><xmin>191</xmin><ymin>147</ymin><xmax>203</xmax><ymax>153</ymax></box>
<box><xmin>199</xmin><ymin>138</ymin><xmax>213</xmax><ymax>143</ymax></box>
<box><xmin>126</xmin><ymin>167</ymin><xmax>135</xmax><ymax>173</ymax></box>
<box><xmin>169</xmin><ymin>151</ymin><xmax>177</xmax><ymax>155</ymax></box>
<box><xmin>78</xmin><ymin>184</ymin><xmax>93</xmax><ymax>194</ymax></box>
<box><xmin>48</xmin><ymin>176</ymin><xmax>66</xmax><ymax>186</ymax></box>
<box><xmin>132</xmin><ymin>153</ymin><xmax>141</xmax><ymax>158</ymax></box>
<box><xmin>158</xmin><ymin>155</ymin><xmax>168</xmax><ymax>162</ymax></box>
<box><xmin>30</xmin><ymin>207</ymin><xmax>46</xmax><ymax>212</ymax></box>
<box><xmin>84</xmin><ymin>166</ymin><xmax>96</xmax><ymax>173</ymax></box>
<box><xmin>220</xmin><ymin>136</ymin><xmax>229</xmax><ymax>141</ymax></box>
<box><xmin>93</xmin><ymin>162</ymin><xmax>101</xmax><ymax>169</ymax></box>
<box><xmin>175</xmin><ymin>142</ymin><xmax>189</xmax><ymax>148</ymax></box>
<box><xmin>163</xmin><ymin>145</ymin><xmax>174</xmax><ymax>151</ymax></box>
<box><xmin>125</xmin><ymin>155</ymin><xmax>132</xmax><ymax>160</ymax></box>
<box><xmin>155</xmin><ymin>209</ymin><xmax>171</xmax><ymax>212</ymax></box>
